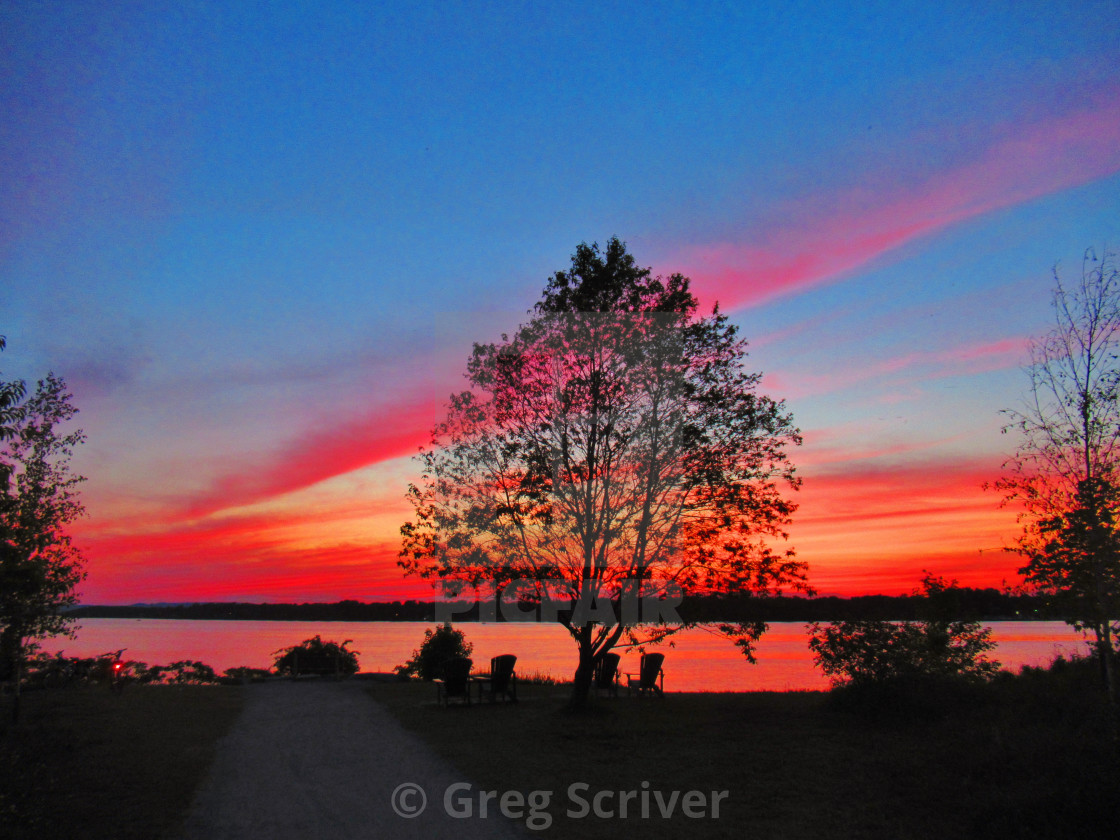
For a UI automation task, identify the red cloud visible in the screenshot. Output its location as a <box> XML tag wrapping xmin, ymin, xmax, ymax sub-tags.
<box><xmin>180</xmin><ymin>395</ymin><xmax>440</xmax><ymax>518</ymax></box>
<box><xmin>72</xmin><ymin>507</ymin><xmax>427</xmax><ymax>604</ymax></box>
<box><xmin>73</xmin><ymin>447</ymin><xmax>1024</xmax><ymax>602</ymax></box>
<box><xmin>675</xmin><ymin>94</ymin><xmax>1120</xmax><ymax>311</ymax></box>
<box><xmin>790</xmin><ymin>456</ymin><xmax>1023</xmax><ymax>594</ymax></box>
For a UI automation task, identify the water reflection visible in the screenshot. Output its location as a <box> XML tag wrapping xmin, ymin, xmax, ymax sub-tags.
<box><xmin>38</xmin><ymin>620</ymin><xmax>1092</xmax><ymax>692</ymax></box>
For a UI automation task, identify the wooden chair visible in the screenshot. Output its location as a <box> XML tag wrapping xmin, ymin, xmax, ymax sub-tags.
<box><xmin>593</xmin><ymin>652</ymin><xmax>621</xmax><ymax>698</ymax></box>
<box><xmin>435</xmin><ymin>656</ymin><xmax>473</xmax><ymax>706</ymax></box>
<box><xmin>483</xmin><ymin>654</ymin><xmax>518</xmax><ymax>703</ymax></box>
<box><xmin>626</xmin><ymin>652</ymin><xmax>664</xmax><ymax>697</ymax></box>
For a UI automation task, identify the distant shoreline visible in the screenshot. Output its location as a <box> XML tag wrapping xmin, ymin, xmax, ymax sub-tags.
<box><xmin>67</xmin><ymin>590</ymin><xmax>1062</xmax><ymax>623</ymax></box>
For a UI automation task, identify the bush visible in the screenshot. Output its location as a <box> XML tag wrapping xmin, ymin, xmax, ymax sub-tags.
<box><xmin>150</xmin><ymin>660</ymin><xmax>220</xmax><ymax>685</ymax></box>
<box><xmin>395</xmin><ymin>624</ymin><xmax>473</xmax><ymax>681</ymax></box>
<box><xmin>807</xmin><ymin>575</ymin><xmax>1001</xmax><ymax>689</ymax></box>
<box><xmin>272</xmin><ymin>636</ymin><xmax>359</xmax><ymax>676</ymax></box>
<box><xmin>807</xmin><ymin>618</ymin><xmax>1001</xmax><ymax>687</ymax></box>
<box><xmin>221</xmin><ymin>666</ymin><xmax>272</xmax><ymax>684</ymax></box>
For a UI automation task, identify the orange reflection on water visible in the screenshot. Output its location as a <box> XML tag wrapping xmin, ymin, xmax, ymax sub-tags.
<box><xmin>40</xmin><ymin>621</ymin><xmax>1091</xmax><ymax>692</ymax></box>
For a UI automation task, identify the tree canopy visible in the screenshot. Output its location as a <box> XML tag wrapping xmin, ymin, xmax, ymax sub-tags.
<box><xmin>0</xmin><ymin>367</ymin><xmax>87</xmax><ymax>693</ymax></box>
<box><xmin>400</xmin><ymin>238</ymin><xmax>808</xmax><ymax>703</ymax></box>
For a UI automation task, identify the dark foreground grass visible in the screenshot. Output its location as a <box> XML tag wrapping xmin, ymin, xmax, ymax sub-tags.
<box><xmin>371</xmin><ymin>671</ymin><xmax>1120</xmax><ymax>840</ymax></box>
<box><xmin>0</xmin><ymin>684</ymin><xmax>243</xmax><ymax>840</ymax></box>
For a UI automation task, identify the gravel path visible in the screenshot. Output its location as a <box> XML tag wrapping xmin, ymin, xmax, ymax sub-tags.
<box><xmin>178</xmin><ymin>680</ymin><xmax>527</xmax><ymax>840</ymax></box>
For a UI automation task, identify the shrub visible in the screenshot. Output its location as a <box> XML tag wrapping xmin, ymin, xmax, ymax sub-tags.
<box><xmin>150</xmin><ymin>660</ymin><xmax>220</xmax><ymax>685</ymax></box>
<box><xmin>395</xmin><ymin>624</ymin><xmax>473</xmax><ymax>681</ymax></box>
<box><xmin>272</xmin><ymin>636</ymin><xmax>359</xmax><ymax>676</ymax></box>
<box><xmin>807</xmin><ymin>575</ymin><xmax>1001</xmax><ymax>689</ymax></box>
<box><xmin>807</xmin><ymin>618</ymin><xmax>1001</xmax><ymax>687</ymax></box>
<box><xmin>221</xmin><ymin>666</ymin><xmax>272</xmax><ymax>684</ymax></box>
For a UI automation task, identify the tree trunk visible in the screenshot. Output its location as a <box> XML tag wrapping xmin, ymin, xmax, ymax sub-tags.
<box><xmin>1096</xmin><ymin>622</ymin><xmax>1117</xmax><ymax>707</ymax></box>
<box><xmin>568</xmin><ymin>644</ymin><xmax>596</xmax><ymax>709</ymax></box>
<box><xmin>0</xmin><ymin>625</ymin><xmax>22</xmax><ymax>724</ymax></box>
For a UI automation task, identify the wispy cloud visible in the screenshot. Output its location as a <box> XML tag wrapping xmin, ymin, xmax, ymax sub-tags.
<box><xmin>767</xmin><ymin>336</ymin><xmax>1027</xmax><ymax>401</ymax></box>
<box><xmin>673</xmin><ymin>94</ymin><xmax>1120</xmax><ymax>310</ymax></box>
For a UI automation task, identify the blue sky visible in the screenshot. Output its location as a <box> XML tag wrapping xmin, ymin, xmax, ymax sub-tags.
<box><xmin>2</xmin><ymin>1</ymin><xmax>1118</xmax><ymax>601</ymax></box>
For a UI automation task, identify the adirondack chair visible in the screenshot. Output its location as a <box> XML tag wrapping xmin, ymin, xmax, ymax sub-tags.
<box><xmin>626</xmin><ymin>652</ymin><xmax>665</xmax><ymax>697</ymax></box>
<box><xmin>435</xmin><ymin>656</ymin><xmax>473</xmax><ymax>706</ymax></box>
<box><xmin>481</xmin><ymin>654</ymin><xmax>517</xmax><ymax>703</ymax></box>
<box><xmin>593</xmin><ymin>652</ymin><xmax>621</xmax><ymax>698</ymax></box>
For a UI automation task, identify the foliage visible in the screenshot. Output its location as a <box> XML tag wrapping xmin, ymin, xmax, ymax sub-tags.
<box><xmin>0</xmin><ymin>336</ymin><xmax>26</xmax><ymax>441</ymax></box>
<box><xmin>221</xmin><ymin>666</ymin><xmax>272</xmax><ymax>684</ymax></box>
<box><xmin>807</xmin><ymin>575</ymin><xmax>1001</xmax><ymax>688</ymax></box>
<box><xmin>271</xmin><ymin>635</ymin><xmax>359</xmax><ymax>676</ymax></box>
<box><xmin>1024</xmin><ymin>476</ymin><xmax>1120</xmax><ymax>642</ymax></box>
<box><xmin>808</xmin><ymin>619</ymin><xmax>1000</xmax><ymax>687</ymax></box>
<box><xmin>149</xmin><ymin>660</ymin><xmax>220</xmax><ymax>685</ymax></box>
<box><xmin>395</xmin><ymin>623</ymin><xmax>474</xmax><ymax>681</ymax></box>
<box><xmin>993</xmin><ymin>247</ymin><xmax>1120</xmax><ymax>696</ymax></box>
<box><xmin>0</xmin><ymin>370</ymin><xmax>87</xmax><ymax>685</ymax></box>
<box><xmin>400</xmin><ymin>238</ymin><xmax>807</xmax><ymax>703</ymax></box>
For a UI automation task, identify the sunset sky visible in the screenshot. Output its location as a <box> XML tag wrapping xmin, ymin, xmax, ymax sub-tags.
<box><xmin>2</xmin><ymin>1</ymin><xmax>1119</xmax><ymax>604</ymax></box>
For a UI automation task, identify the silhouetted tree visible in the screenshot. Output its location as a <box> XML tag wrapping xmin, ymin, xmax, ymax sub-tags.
<box><xmin>994</xmin><ymin>247</ymin><xmax>1120</xmax><ymax>700</ymax></box>
<box><xmin>1</xmin><ymin>371</ymin><xmax>87</xmax><ymax>718</ymax></box>
<box><xmin>400</xmin><ymin>238</ymin><xmax>808</xmax><ymax>706</ymax></box>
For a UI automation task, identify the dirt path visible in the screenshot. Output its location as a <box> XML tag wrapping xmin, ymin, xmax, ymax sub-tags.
<box><xmin>177</xmin><ymin>680</ymin><xmax>526</xmax><ymax>840</ymax></box>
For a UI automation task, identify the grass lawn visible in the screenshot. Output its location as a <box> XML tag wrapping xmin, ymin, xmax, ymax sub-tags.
<box><xmin>371</xmin><ymin>675</ymin><xmax>1120</xmax><ymax>840</ymax></box>
<box><xmin>0</xmin><ymin>684</ymin><xmax>243</xmax><ymax>840</ymax></box>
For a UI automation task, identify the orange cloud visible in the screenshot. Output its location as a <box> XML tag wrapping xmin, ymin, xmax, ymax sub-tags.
<box><xmin>72</xmin><ymin>503</ymin><xmax>426</xmax><ymax>604</ymax></box>
<box><xmin>790</xmin><ymin>456</ymin><xmax>1022</xmax><ymax>595</ymax></box>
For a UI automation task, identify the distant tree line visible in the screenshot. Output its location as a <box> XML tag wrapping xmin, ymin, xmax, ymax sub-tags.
<box><xmin>66</xmin><ymin>589</ymin><xmax>1063</xmax><ymax>623</ymax></box>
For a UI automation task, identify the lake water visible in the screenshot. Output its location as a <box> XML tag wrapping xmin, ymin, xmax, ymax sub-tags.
<box><xmin>36</xmin><ymin>619</ymin><xmax>1092</xmax><ymax>692</ymax></box>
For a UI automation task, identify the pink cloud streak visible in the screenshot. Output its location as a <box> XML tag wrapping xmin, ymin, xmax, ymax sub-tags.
<box><xmin>181</xmin><ymin>395</ymin><xmax>440</xmax><ymax>518</ymax></box>
<box><xmin>764</xmin><ymin>336</ymin><xmax>1028</xmax><ymax>401</ymax></box>
<box><xmin>676</xmin><ymin>94</ymin><xmax>1120</xmax><ymax>310</ymax></box>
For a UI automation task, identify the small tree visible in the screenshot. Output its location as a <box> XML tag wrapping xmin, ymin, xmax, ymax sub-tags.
<box><xmin>994</xmin><ymin>247</ymin><xmax>1120</xmax><ymax>699</ymax></box>
<box><xmin>272</xmin><ymin>636</ymin><xmax>359</xmax><ymax>676</ymax></box>
<box><xmin>0</xmin><ymin>371</ymin><xmax>87</xmax><ymax>711</ymax></box>
<box><xmin>395</xmin><ymin>623</ymin><xmax>474</xmax><ymax>681</ymax></box>
<box><xmin>807</xmin><ymin>575</ymin><xmax>1001</xmax><ymax>687</ymax></box>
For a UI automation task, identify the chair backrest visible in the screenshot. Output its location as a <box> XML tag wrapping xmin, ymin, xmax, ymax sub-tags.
<box><xmin>595</xmin><ymin>652</ymin><xmax>621</xmax><ymax>687</ymax></box>
<box><xmin>490</xmin><ymin>654</ymin><xmax>516</xmax><ymax>691</ymax></box>
<box><xmin>639</xmin><ymin>653</ymin><xmax>664</xmax><ymax>687</ymax></box>
<box><xmin>442</xmin><ymin>657</ymin><xmax>473</xmax><ymax>695</ymax></box>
